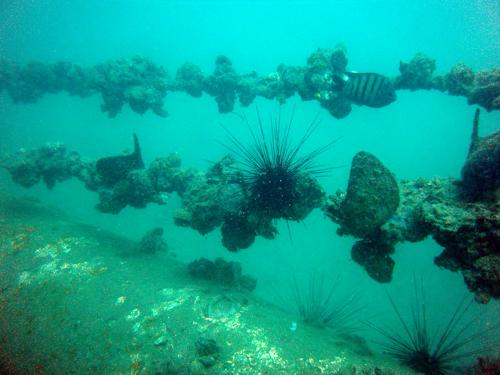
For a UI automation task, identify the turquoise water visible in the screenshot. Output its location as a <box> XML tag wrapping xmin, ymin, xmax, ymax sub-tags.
<box><xmin>0</xmin><ymin>1</ymin><xmax>499</xmax><ymax>373</ymax></box>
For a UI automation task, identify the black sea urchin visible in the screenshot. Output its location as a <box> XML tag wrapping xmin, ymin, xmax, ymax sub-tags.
<box><xmin>372</xmin><ymin>281</ymin><xmax>494</xmax><ymax>375</ymax></box>
<box><xmin>221</xmin><ymin>109</ymin><xmax>337</xmax><ymax>220</ymax></box>
<box><xmin>289</xmin><ymin>274</ymin><xmax>363</xmax><ymax>334</ymax></box>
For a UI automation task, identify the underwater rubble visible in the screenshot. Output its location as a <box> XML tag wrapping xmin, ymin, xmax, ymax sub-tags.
<box><xmin>1</xmin><ymin>46</ymin><xmax>498</xmax><ymax>118</ymax></box>
<box><xmin>324</xmin><ymin>110</ymin><xmax>499</xmax><ymax>302</ymax></box>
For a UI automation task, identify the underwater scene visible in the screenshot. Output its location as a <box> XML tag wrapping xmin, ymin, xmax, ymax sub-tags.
<box><xmin>0</xmin><ymin>1</ymin><xmax>499</xmax><ymax>374</ymax></box>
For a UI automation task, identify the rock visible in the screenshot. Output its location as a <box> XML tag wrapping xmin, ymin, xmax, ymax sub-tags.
<box><xmin>221</xmin><ymin>214</ymin><xmax>257</xmax><ymax>252</ymax></box>
<box><xmin>351</xmin><ymin>234</ymin><xmax>395</xmax><ymax>283</ymax></box>
<box><xmin>198</xmin><ymin>355</ymin><xmax>216</xmax><ymax>368</ymax></box>
<box><xmin>206</xmin><ymin>295</ymin><xmax>240</xmax><ymax>318</ymax></box>
<box><xmin>336</xmin><ymin>152</ymin><xmax>400</xmax><ymax>238</ymax></box>
<box><xmin>138</xmin><ymin>227</ymin><xmax>167</xmax><ymax>254</ymax></box>
<box><xmin>154</xmin><ymin>335</ymin><xmax>168</xmax><ymax>346</ymax></box>
<box><xmin>195</xmin><ymin>336</ymin><xmax>220</xmax><ymax>356</ymax></box>
<box><xmin>195</xmin><ymin>336</ymin><xmax>220</xmax><ymax>368</ymax></box>
<box><xmin>187</xmin><ymin>257</ymin><xmax>257</xmax><ymax>292</ymax></box>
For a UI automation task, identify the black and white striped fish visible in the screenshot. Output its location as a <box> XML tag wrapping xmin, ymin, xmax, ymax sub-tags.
<box><xmin>336</xmin><ymin>72</ymin><xmax>397</xmax><ymax>108</ymax></box>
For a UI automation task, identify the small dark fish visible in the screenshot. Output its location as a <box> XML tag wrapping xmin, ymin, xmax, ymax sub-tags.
<box><xmin>96</xmin><ymin>133</ymin><xmax>144</xmax><ymax>187</ymax></box>
<box><xmin>336</xmin><ymin>72</ymin><xmax>397</xmax><ymax>108</ymax></box>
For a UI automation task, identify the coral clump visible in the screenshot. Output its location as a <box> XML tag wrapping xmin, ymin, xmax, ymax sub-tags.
<box><xmin>1</xmin><ymin>47</ymin><xmax>498</xmax><ymax>118</ymax></box>
<box><xmin>468</xmin><ymin>69</ymin><xmax>500</xmax><ymax>111</ymax></box>
<box><xmin>174</xmin><ymin>62</ymin><xmax>204</xmax><ymax>97</ymax></box>
<box><xmin>445</xmin><ymin>63</ymin><xmax>475</xmax><ymax>96</ymax></box>
<box><xmin>1</xmin><ymin>143</ymin><xmax>84</xmax><ymax>189</ymax></box>
<box><xmin>323</xmin><ymin>113</ymin><xmax>500</xmax><ymax>300</ymax></box>
<box><xmin>203</xmin><ymin>55</ymin><xmax>238</xmax><ymax>113</ymax></box>
<box><xmin>92</xmin><ymin>56</ymin><xmax>169</xmax><ymax>117</ymax></box>
<box><xmin>395</xmin><ymin>53</ymin><xmax>436</xmax><ymax>90</ymax></box>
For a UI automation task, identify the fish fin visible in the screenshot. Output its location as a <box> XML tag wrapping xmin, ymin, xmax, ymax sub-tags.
<box><xmin>133</xmin><ymin>133</ymin><xmax>145</xmax><ymax>168</ymax></box>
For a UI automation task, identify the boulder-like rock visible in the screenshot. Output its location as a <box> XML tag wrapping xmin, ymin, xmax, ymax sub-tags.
<box><xmin>336</xmin><ymin>152</ymin><xmax>400</xmax><ymax>238</ymax></box>
<box><xmin>351</xmin><ymin>235</ymin><xmax>395</xmax><ymax>283</ymax></box>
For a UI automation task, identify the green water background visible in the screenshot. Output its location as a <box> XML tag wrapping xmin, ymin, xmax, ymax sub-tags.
<box><xmin>1</xmin><ymin>0</ymin><xmax>499</xmax><ymax>353</ymax></box>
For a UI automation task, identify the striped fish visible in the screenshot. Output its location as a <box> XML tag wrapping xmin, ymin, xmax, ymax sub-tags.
<box><xmin>338</xmin><ymin>72</ymin><xmax>397</xmax><ymax>108</ymax></box>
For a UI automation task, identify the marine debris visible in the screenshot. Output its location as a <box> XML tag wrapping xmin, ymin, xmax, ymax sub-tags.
<box><xmin>324</xmin><ymin>110</ymin><xmax>500</xmax><ymax>302</ymax></box>
<box><xmin>187</xmin><ymin>257</ymin><xmax>257</xmax><ymax>292</ymax></box>
<box><xmin>1</xmin><ymin>46</ymin><xmax>498</xmax><ymax>118</ymax></box>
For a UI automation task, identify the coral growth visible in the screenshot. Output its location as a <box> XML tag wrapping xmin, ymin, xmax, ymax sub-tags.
<box><xmin>203</xmin><ymin>55</ymin><xmax>238</xmax><ymax>113</ymax></box>
<box><xmin>3</xmin><ymin>46</ymin><xmax>495</xmax><ymax>119</ymax></box>
<box><xmin>395</xmin><ymin>54</ymin><xmax>500</xmax><ymax>111</ymax></box>
<box><xmin>395</xmin><ymin>53</ymin><xmax>436</xmax><ymax>90</ymax></box>
<box><xmin>445</xmin><ymin>63</ymin><xmax>475</xmax><ymax>96</ymax></box>
<box><xmin>92</xmin><ymin>56</ymin><xmax>169</xmax><ymax>117</ymax></box>
<box><xmin>325</xmin><ymin>173</ymin><xmax>500</xmax><ymax>301</ymax></box>
<box><xmin>324</xmin><ymin>111</ymin><xmax>500</xmax><ymax>300</ymax></box>
<box><xmin>174</xmin><ymin>62</ymin><xmax>204</xmax><ymax>97</ymax></box>
<box><xmin>213</xmin><ymin>112</ymin><xmax>331</xmax><ymax>250</ymax></box>
<box><xmin>2</xmin><ymin>108</ymin><xmax>498</xmax><ymax>302</ymax></box>
<box><xmin>468</xmin><ymin>69</ymin><xmax>500</xmax><ymax>111</ymax></box>
<box><xmin>1</xmin><ymin>143</ymin><xmax>90</xmax><ymax>189</ymax></box>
